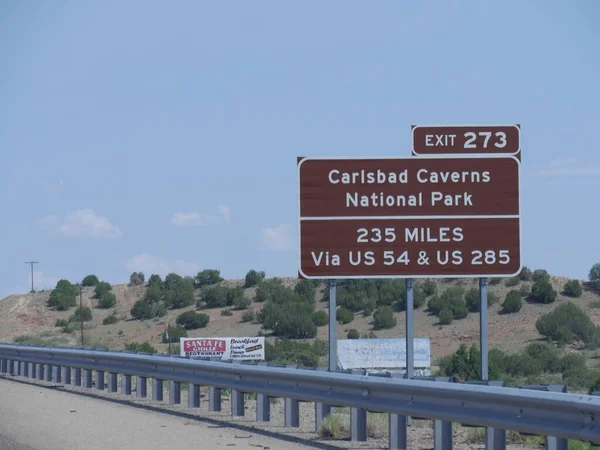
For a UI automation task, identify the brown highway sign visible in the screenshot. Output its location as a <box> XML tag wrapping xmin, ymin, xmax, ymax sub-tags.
<box><xmin>298</xmin><ymin>155</ymin><xmax>521</xmax><ymax>279</ymax></box>
<box><xmin>412</xmin><ymin>125</ymin><xmax>520</xmax><ymax>157</ymax></box>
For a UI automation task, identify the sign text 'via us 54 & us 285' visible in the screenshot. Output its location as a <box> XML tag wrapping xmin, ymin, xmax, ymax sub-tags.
<box><xmin>297</xmin><ymin>155</ymin><xmax>521</xmax><ymax>279</ymax></box>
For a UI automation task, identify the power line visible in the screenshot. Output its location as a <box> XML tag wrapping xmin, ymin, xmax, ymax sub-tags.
<box><xmin>24</xmin><ymin>261</ymin><xmax>39</xmax><ymax>293</ymax></box>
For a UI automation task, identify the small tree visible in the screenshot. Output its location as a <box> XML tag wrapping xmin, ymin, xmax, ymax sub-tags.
<box><xmin>590</xmin><ymin>263</ymin><xmax>600</xmax><ymax>293</ymax></box>
<box><xmin>421</xmin><ymin>279</ymin><xmax>437</xmax><ymax>296</ymax></box>
<box><xmin>94</xmin><ymin>281</ymin><xmax>112</xmax><ymax>299</ymax></box>
<box><xmin>130</xmin><ymin>300</ymin><xmax>153</xmax><ymax>320</ymax></box>
<box><xmin>312</xmin><ymin>310</ymin><xmax>328</xmax><ymax>327</ymax></box>
<box><xmin>81</xmin><ymin>274</ymin><xmax>99</xmax><ymax>287</ymax></box>
<box><xmin>102</xmin><ymin>312</ymin><xmax>118</xmax><ymax>325</ymax></box>
<box><xmin>465</xmin><ymin>288</ymin><xmax>479</xmax><ymax>312</ymax></box>
<box><xmin>194</xmin><ymin>269</ymin><xmax>223</xmax><ymax>288</ymax></box>
<box><xmin>439</xmin><ymin>307</ymin><xmax>453</xmax><ymax>325</ymax></box>
<box><xmin>244</xmin><ymin>269</ymin><xmax>265</xmax><ymax>287</ymax></box>
<box><xmin>347</xmin><ymin>329</ymin><xmax>360</xmax><ymax>339</ymax></box>
<box><xmin>519</xmin><ymin>266</ymin><xmax>533</xmax><ymax>281</ymax></box>
<box><xmin>532</xmin><ymin>269</ymin><xmax>550</xmax><ymax>283</ymax></box>
<box><xmin>502</xmin><ymin>290</ymin><xmax>522</xmax><ymax>314</ymax></box>
<box><xmin>336</xmin><ymin>307</ymin><xmax>354</xmax><ymax>324</ymax></box>
<box><xmin>124</xmin><ymin>342</ymin><xmax>157</xmax><ymax>353</ymax></box>
<box><xmin>98</xmin><ymin>292</ymin><xmax>117</xmax><ymax>309</ymax></box>
<box><xmin>129</xmin><ymin>272</ymin><xmax>145</xmax><ymax>286</ymax></box>
<box><xmin>176</xmin><ymin>311</ymin><xmax>210</xmax><ymax>330</ymax></box>
<box><xmin>148</xmin><ymin>274</ymin><xmax>163</xmax><ymax>288</ymax></box>
<box><xmin>530</xmin><ymin>280</ymin><xmax>557</xmax><ymax>304</ymax></box>
<box><xmin>563</xmin><ymin>279</ymin><xmax>582</xmax><ymax>298</ymax></box>
<box><xmin>373</xmin><ymin>306</ymin><xmax>396</xmax><ymax>330</ymax></box>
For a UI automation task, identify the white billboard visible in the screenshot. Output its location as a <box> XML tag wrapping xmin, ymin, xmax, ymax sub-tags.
<box><xmin>180</xmin><ymin>337</ymin><xmax>265</xmax><ymax>360</ymax></box>
<box><xmin>337</xmin><ymin>338</ymin><xmax>431</xmax><ymax>370</ymax></box>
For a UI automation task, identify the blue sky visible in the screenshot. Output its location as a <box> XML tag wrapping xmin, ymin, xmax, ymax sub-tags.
<box><xmin>1</xmin><ymin>1</ymin><xmax>599</xmax><ymax>297</ymax></box>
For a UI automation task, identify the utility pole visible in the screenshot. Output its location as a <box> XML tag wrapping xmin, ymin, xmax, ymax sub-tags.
<box><xmin>24</xmin><ymin>261</ymin><xmax>39</xmax><ymax>293</ymax></box>
<box><xmin>78</xmin><ymin>284</ymin><xmax>84</xmax><ymax>346</ymax></box>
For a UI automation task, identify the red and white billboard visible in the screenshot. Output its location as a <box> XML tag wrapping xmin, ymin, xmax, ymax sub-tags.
<box><xmin>180</xmin><ymin>337</ymin><xmax>265</xmax><ymax>360</ymax></box>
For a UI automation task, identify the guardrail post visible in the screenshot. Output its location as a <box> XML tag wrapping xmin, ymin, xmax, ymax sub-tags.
<box><xmin>285</xmin><ymin>398</ymin><xmax>300</xmax><ymax>428</ymax></box>
<box><xmin>136</xmin><ymin>376</ymin><xmax>147</xmax><ymax>397</ymax></box>
<box><xmin>62</xmin><ymin>367</ymin><xmax>71</xmax><ymax>384</ymax></box>
<box><xmin>0</xmin><ymin>358</ymin><xmax>5</xmax><ymax>373</ymax></box>
<box><xmin>37</xmin><ymin>364</ymin><xmax>44</xmax><ymax>380</ymax></box>
<box><xmin>54</xmin><ymin>365</ymin><xmax>62</xmax><ymax>383</ymax></box>
<box><xmin>209</xmin><ymin>386</ymin><xmax>221</xmax><ymax>412</ymax></box>
<box><xmin>231</xmin><ymin>389</ymin><xmax>245</xmax><ymax>417</ymax></box>
<box><xmin>389</xmin><ymin>413</ymin><xmax>407</xmax><ymax>450</ymax></box>
<box><xmin>73</xmin><ymin>368</ymin><xmax>81</xmax><ymax>386</ymax></box>
<box><xmin>169</xmin><ymin>381</ymin><xmax>181</xmax><ymax>405</ymax></box>
<box><xmin>44</xmin><ymin>364</ymin><xmax>53</xmax><ymax>382</ymax></box>
<box><xmin>188</xmin><ymin>383</ymin><xmax>200</xmax><ymax>408</ymax></box>
<box><xmin>152</xmin><ymin>378</ymin><xmax>163</xmax><ymax>401</ymax></box>
<box><xmin>257</xmin><ymin>393</ymin><xmax>270</xmax><ymax>422</ymax></box>
<box><xmin>9</xmin><ymin>359</ymin><xmax>17</xmax><ymax>376</ymax></box>
<box><xmin>20</xmin><ymin>361</ymin><xmax>28</xmax><ymax>377</ymax></box>
<box><xmin>83</xmin><ymin>368</ymin><xmax>92</xmax><ymax>388</ymax></box>
<box><xmin>315</xmin><ymin>402</ymin><xmax>331</xmax><ymax>432</ymax></box>
<box><xmin>108</xmin><ymin>372</ymin><xmax>118</xmax><ymax>393</ymax></box>
<box><xmin>121</xmin><ymin>374</ymin><xmax>132</xmax><ymax>395</ymax></box>
<box><xmin>464</xmin><ymin>380</ymin><xmax>506</xmax><ymax>450</ymax></box>
<box><xmin>95</xmin><ymin>370</ymin><xmax>105</xmax><ymax>390</ymax></box>
<box><xmin>351</xmin><ymin>407</ymin><xmax>367</xmax><ymax>442</ymax></box>
<box><xmin>28</xmin><ymin>362</ymin><xmax>36</xmax><ymax>379</ymax></box>
<box><xmin>434</xmin><ymin>420</ymin><xmax>453</xmax><ymax>450</ymax></box>
<box><xmin>518</xmin><ymin>385</ymin><xmax>568</xmax><ymax>450</ymax></box>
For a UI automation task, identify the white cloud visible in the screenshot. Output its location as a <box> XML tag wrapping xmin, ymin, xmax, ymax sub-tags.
<box><xmin>259</xmin><ymin>223</ymin><xmax>295</xmax><ymax>251</ymax></box>
<box><xmin>124</xmin><ymin>253</ymin><xmax>200</xmax><ymax>278</ymax></box>
<box><xmin>533</xmin><ymin>158</ymin><xmax>600</xmax><ymax>176</ymax></box>
<box><xmin>170</xmin><ymin>204</ymin><xmax>231</xmax><ymax>226</ymax></box>
<box><xmin>38</xmin><ymin>209</ymin><xmax>123</xmax><ymax>239</ymax></box>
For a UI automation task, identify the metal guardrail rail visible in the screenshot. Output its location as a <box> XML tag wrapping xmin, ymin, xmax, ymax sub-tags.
<box><xmin>0</xmin><ymin>343</ymin><xmax>599</xmax><ymax>450</ymax></box>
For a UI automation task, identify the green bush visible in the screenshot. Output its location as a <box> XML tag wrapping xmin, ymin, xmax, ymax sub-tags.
<box><xmin>244</xmin><ymin>269</ymin><xmax>265</xmax><ymax>287</ymax></box>
<box><xmin>532</xmin><ymin>269</ymin><xmax>550</xmax><ymax>283</ymax></box>
<box><xmin>129</xmin><ymin>272</ymin><xmax>145</xmax><ymax>286</ymax></box>
<box><xmin>336</xmin><ymin>307</ymin><xmax>354</xmax><ymax>324</ymax></box>
<box><xmin>590</xmin><ymin>263</ymin><xmax>600</xmax><ymax>293</ymax></box>
<box><xmin>501</xmin><ymin>290</ymin><xmax>522</xmax><ymax>314</ymax></box>
<box><xmin>241</xmin><ymin>308</ymin><xmax>255</xmax><ymax>323</ymax></box>
<box><xmin>176</xmin><ymin>311</ymin><xmax>210</xmax><ymax>330</ymax></box>
<box><xmin>519</xmin><ymin>266</ymin><xmax>532</xmax><ymax>281</ymax></box>
<box><xmin>194</xmin><ymin>269</ymin><xmax>223</xmax><ymax>288</ymax></box>
<box><xmin>394</xmin><ymin>286</ymin><xmax>426</xmax><ymax>311</ymax></box>
<box><xmin>47</xmin><ymin>279</ymin><xmax>78</xmax><ymax>311</ymax></box>
<box><xmin>536</xmin><ymin>302</ymin><xmax>598</xmax><ymax>345</ymax></box>
<box><xmin>312</xmin><ymin>310</ymin><xmax>328</xmax><ymax>327</ymax></box>
<box><xmin>254</xmin><ymin>278</ymin><xmax>285</xmax><ymax>302</ymax></box>
<box><xmin>313</xmin><ymin>339</ymin><xmax>328</xmax><ymax>357</ymax></box>
<box><xmin>55</xmin><ymin>319</ymin><xmax>68</xmax><ymax>327</ymax></box>
<box><xmin>102</xmin><ymin>312</ymin><xmax>118</xmax><ymax>325</ymax></box>
<box><xmin>162</xmin><ymin>325</ymin><xmax>188</xmax><ymax>343</ymax></box>
<box><xmin>563</xmin><ymin>279</ymin><xmax>582</xmax><ymax>298</ymax></box>
<box><xmin>148</xmin><ymin>274</ymin><xmax>162</xmax><ymax>287</ymax></box>
<box><xmin>438</xmin><ymin>307</ymin><xmax>453</xmax><ymax>325</ymax></box>
<box><xmin>259</xmin><ymin>293</ymin><xmax>317</xmax><ymax>339</ymax></box>
<box><xmin>453</xmin><ymin>304</ymin><xmax>469</xmax><ymax>319</ymax></box>
<box><xmin>81</xmin><ymin>274</ymin><xmax>99</xmax><ymax>287</ymax></box>
<box><xmin>130</xmin><ymin>300</ymin><xmax>166</xmax><ymax>320</ymax></box>
<box><xmin>265</xmin><ymin>339</ymin><xmax>320</xmax><ymax>367</ymax></box>
<box><xmin>347</xmin><ymin>329</ymin><xmax>360</xmax><ymax>339</ymax></box>
<box><xmin>529</xmin><ymin>280</ymin><xmax>557</xmax><ymax>304</ymax></box>
<box><xmin>373</xmin><ymin>306</ymin><xmax>396</xmax><ymax>330</ymax></box>
<box><xmin>427</xmin><ymin>286</ymin><xmax>468</xmax><ymax>320</ymax></box>
<box><xmin>221</xmin><ymin>309</ymin><xmax>233</xmax><ymax>316</ymax></box>
<box><xmin>70</xmin><ymin>306</ymin><xmax>92</xmax><ymax>322</ymax></box>
<box><xmin>465</xmin><ymin>288</ymin><xmax>479</xmax><ymax>312</ymax></box>
<box><xmin>201</xmin><ymin>285</ymin><xmax>234</xmax><ymax>308</ymax></box>
<box><xmin>164</xmin><ymin>277</ymin><xmax>195</xmax><ymax>309</ymax></box>
<box><xmin>124</xmin><ymin>342</ymin><xmax>157</xmax><ymax>353</ymax></box>
<box><xmin>231</xmin><ymin>290</ymin><xmax>250</xmax><ymax>310</ymax></box>
<box><xmin>505</xmin><ymin>277</ymin><xmax>520</xmax><ymax>287</ymax></box>
<box><xmin>98</xmin><ymin>292</ymin><xmax>117</xmax><ymax>309</ymax></box>
<box><xmin>294</xmin><ymin>279</ymin><xmax>317</xmax><ymax>302</ymax></box>
<box><xmin>421</xmin><ymin>279</ymin><xmax>437</xmax><ymax>296</ymax></box>
<box><xmin>94</xmin><ymin>281</ymin><xmax>112</xmax><ymax>299</ymax></box>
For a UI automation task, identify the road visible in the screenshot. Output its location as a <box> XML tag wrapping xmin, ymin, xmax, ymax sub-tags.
<box><xmin>0</xmin><ymin>378</ymin><xmax>315</xmax><ymax>450</ymax></box>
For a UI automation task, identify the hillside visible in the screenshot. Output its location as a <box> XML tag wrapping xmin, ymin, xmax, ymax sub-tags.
<box><xmin>1</xmin><ymin>272</ymin><xmax>599</xmax><ymax>363</ymax></box>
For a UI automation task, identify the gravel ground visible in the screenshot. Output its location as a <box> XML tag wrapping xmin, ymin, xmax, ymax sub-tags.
<box><xmin>0</xmin><ymin>373</ymin><xmax>541</xmax><ymax>450</ymax></box>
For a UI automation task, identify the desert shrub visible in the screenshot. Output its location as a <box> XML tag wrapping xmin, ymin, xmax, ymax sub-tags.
<box><xmin>453</xmin><ymin>305</ymin><xmax>469</xmax><ymax>319</ymax></box>
<box><xmin>265</xmin><ymin>339</ymin><xmax>320</xmax><ymax>367</ymax></box>
<box><xmin>47</xmin><ymin>279</ymin><xmax>78</xmax><ymax>311</ymax></box>
<box><xmin>394</xmin><ymin>286</ymin><xmax>426</xmax><ymax>311</ymax></box>
<box><xmin>505</xmin><ymin>277</ymin><xmax>520</xmax><ymax>287</ymax></box>
<box><xmin>313</xmin><ymin>339</ymin><xmax>328</xmax><ymax>357</ymax></box>
<box><xmin>312</xmin><ymin>310</ymin><xmax>328</xmax><ymax>327</ymax></box>
<box><xmin>347</xmin><ymin>329</ymin><xmax>360</xmax><ymax>339</ymax></box>
<box><xmin>176</xmin><ymin>311</ymin><xmax>210</xmax><ymax>330</ymax></box>
<box><xmin>421</xmin><ymin>279</ymin><xmax>437</xmax><ymax>296</ymax></box>
<box><xmin>465</xmin><ymin>288</ymin><xmax>479</xmax><ymax>312</ymax></box>
<box><xmin>130</xmin><ymin>300</ymin><xmax>153</xmax><ymax>320</ymax></box>
<box><xmin>439</xmin><ymin>344</ymin><xmax>481</xmax><ymax>381</ymax></box>
<box><xmin>241</xmin><ymin>308</ymin><xmax>255</xmax><ymax>323</ymax></box>
<box><xmin>590</xmin><ymin>263</ymin><xmax>600</xmax><ymax>293</ymax></box>
<box><xmin>336</xmin><ymin>307</ymin><xmax>354</xmax><ymax>324</ymax></box>
<box><xmin>81</xmin><ymin>274</ymin><xmax>99</xmax><ymax>287</ymax></box>
<box><xmin>519</xmin><ymin>283</ymin><xmax>531</xmax><ymax>297</ymax></box>
<box><xmin>502</xmin><ymin>290</ymin><xmax>522</xmax><ymax>314</ymax></box>
<box><xmin>532</xmin><ymin>269</ymin><xmax>550</xmax><ymax>283</ymax></box>
<box><xmin>373</xmin><ymin>306</ymin><xmax>396</xmax><ymax>330</ymax></box>
<box><xmin>244</xmin><ymin>269</ymin><xmax>265</xmax><ymax>287</ymax></box>
<box><xmin>438</xmin><ymin>307</ymin><xmax>453</xmax><ymax>325</ymax></box>
<box><xmin>102</xmin><ymin>312</ymin><xmax>118</xmax><ymax>325</ymax></box>
<box><xmin>536</xmin><ymin>302</ymin><xmax>598</xmax><ymax>345</ymax></box>
<box><xmin>93</xmin><ymin>281</ymin><xmax>112</xmax><ymax>299</ymax></box>
<box><xmin>55</xmin><ymin>319</ymin><xmax>68</xmax><ymax>327</ymax></box>
<box><xmin>70</xmin><ymin>306</ymin><xmax>92</xmax><ymax>322</ymax></box>
<box><xmin>162</xmin><ymin>325</ymin><xmax>188</xmax><ymax>343</ymax></box>
<box><xmin>529</xmin><ymin>280</ymin><xmax>557</xmax><ymax>304</ymax></box>
<box><xmin>254</xmin><ymin>278</ymin><xmax>285</xmax><ymax>302</ymax></box>
<box><xmin>221</xmin><ymin>309</ymin><xmax>233</xmax><ymax>316</ymax></box>
<box><xmin>148</xmin><ymin>274</ymin><xmax>162</xmax><ymax>287</ymax></box>
<box><xmin>363</xmin><ymin>304</ymin><xmax>374</xmax><ymax>317</ymax></box>
<box><xmin>129</xmin><ymin>272</ymin><xmax>145</xmax><ymax>286</ymax></box>
<box><xmin>98</xmin><ymin>292</ymin><xmax>117</xmax><ymax>309</ymax></box>
<box><xmin>563</xmin><ymin>279</ymin><xmax>582</xmax><ymax>298</ymax></box>
<box><xmin>519</xmin><ymin>266</ymin><xmax>532</xmax><ymax>281</ymax></box>
<box><xmin>194</xmin><ymin>269</ymin><xmax>223</xmax><ymax>288</ymax></box>
<box><xmin>230</xmin><ymin>289</ymin><xmax>250</xmax><ymax>309</ymax></box>
<box><xmin>124</xmin><ymin>342</ymin><xmax>157</xmax><ymax>353</ymax></box>
<box><xmin>428</xmin><ymin>286</ymin><xmax>468</xmax><ymax>319</ymax></box>
<box><xmin>488</xmin><ymin>292</ymin><xmax>500</xmax><ymax>306</ymax></box>
<box><xmin>294</xmin><ymin>279</ymin><xmax>317</xmax><ymax>302</ymax></box>
<box><xmin>199</xmin><ymin>285</ymin><xmax>230</xmax><ymax>308</ymax></box>
<box><xmin>259</xmin><ymin>292</ymin><xmax>317</xmax><ymax>339</ymax></box>
<box><xmin>164</xmin><ymin>277</ymin><xmax>195</xmax><ymax>309</ymax></box>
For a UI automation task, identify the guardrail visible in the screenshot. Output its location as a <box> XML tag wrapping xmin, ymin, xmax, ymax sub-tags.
<box><xmin>1</xmin><ymin>343</ymin><xmax>599</xmax><ymax>450</ymax></box>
